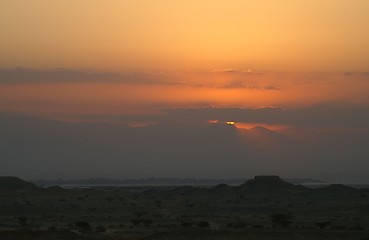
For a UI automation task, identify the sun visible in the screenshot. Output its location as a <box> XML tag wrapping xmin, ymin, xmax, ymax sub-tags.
<box><xmin>226</xmin><ymin>121</ymin><xmax>235</xmax><ymax>125</ymax></box>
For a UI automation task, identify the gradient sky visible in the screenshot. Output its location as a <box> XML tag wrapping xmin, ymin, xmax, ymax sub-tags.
<box><xmin>1</xmin><ymin>1</ymin><xmax>369</xmax><ymax>181</ymax></box>
<box><xmin>2</xmin><ymin>0</ymin><xmax>369</xmax><ymax>71</ymax></box>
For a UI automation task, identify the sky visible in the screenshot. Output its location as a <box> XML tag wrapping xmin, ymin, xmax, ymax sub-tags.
<box><xmin>1</xmin><ymin>1</ymin><xmax>369</xmax><ymax>181</ymax></box>
<box><xmin>2</xmin><ymin>0</ymin><xmax>369</xmax><ymax>71</ymax></box>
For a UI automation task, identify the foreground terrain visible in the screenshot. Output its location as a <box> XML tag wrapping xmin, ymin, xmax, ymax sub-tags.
<box><xmin>0</xmin><ymin>176</ymin><xmax>369</xmax><ymax>239</ymax></box>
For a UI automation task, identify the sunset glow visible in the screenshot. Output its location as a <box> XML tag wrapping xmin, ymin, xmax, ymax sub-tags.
<box><xmin>2</xmin><ymin>1</ymin><xmax>369</xmax><ymax>71</ymax></box>
<box><xmin>1</xmin><ymin>0</ymin><xmax>369</xmax><ymax>181</ymax></box>
<box><xmin>234</xmin><ymin>123</ymin><xmax>289</xmax><ymax>131</ymax></box>
<box><xmin>1</xmin><ymin>1</ymin><xmax>369</xmax><ymax>119</ymax></box>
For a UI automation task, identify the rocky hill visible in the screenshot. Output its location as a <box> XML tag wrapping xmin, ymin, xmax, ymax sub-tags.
<box><xmin>237</xmin><ymin>175</ymin><xmax>306</xmax><ymax>194</ymax></box>
<box><xmin>0</xmin><ymin>176</ymin><xmax>40</xmax><ymax>191</ymax></box>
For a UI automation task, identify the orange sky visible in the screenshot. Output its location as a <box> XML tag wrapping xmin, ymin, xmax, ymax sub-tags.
<box><xmin>1</xmin><ymin>0</ymin><xmax>369</xmax><ymax>71</ymax></box>
<box><xmin>1</xmin><ymin>1</ymin><xmax>369</xmax><ymax>119</ymax></box>
<box><xmin>0</xmin><ymin>71</ymin><xmax>369</xmax><ymax>119</ymax></box>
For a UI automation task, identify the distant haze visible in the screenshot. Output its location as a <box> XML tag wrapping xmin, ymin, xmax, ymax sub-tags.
<box><xmin>1</xmin><ymin>113</ymin><xmax>368</xmax><ymax>182</ymax></box>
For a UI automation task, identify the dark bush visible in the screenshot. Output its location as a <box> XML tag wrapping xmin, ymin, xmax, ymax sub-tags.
<box><xmin>48</xmin><ymin>225</ymin><xmax>57</xmax><ymax>231</ymax></box>
<box><xmin>315</xmin><ymin>221</ymin><xmax>331</xmax><ymax>229</ymax></box>
<box><xmin>75</xmin><ymin>221</ymin><xmax>91</xmax><ymax>232</ymax></box>
<box><xmin>197</xmin><ymin>221</ymin><xmax>210</xmax><ymax>228</ymax></box>
<box><xmin>17</xmin><ymin>216</ymin><xmax>28</xmax><ymax>228</ymax></box>
<box><xmin>270</xmin><ymin>213</ymin><xmax>292</xmax><ymax>228</ymax></box>
<box><xmin>131</xmin><ymin>219</ymin><xmax>141</xmax><ymax>226</ymax></box>
<box><xmin>142</xmin><ymin>219</ymin><xmax>153</xmax><ymax>227</ymax></box>
<box><xmin>181</xmin><ymin>221</ymin><xmax>193</xmax><ymax>227</ymax></box>
<box><xmin>95</xmin><ymin>225</ymin><xmax>106</xmax><ymax>232</ymax></box>
<box><xmin>350</xmin><ymin>224</ymin><xmax>364</xmax><ymax>230</ymax></box>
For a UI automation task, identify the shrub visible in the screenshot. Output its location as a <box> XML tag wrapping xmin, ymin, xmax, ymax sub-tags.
<box><xmin>270</xmin><ymin>213</ymin><xmax>292</xmax><ymax>228</ymax></box>
<box><xmin>315</xmin><ymin>221</ymin><xmax>331</xmax><ymax>229</ymax></box>
<box><xmin>197</xmin><ymin>221</ymin><xmax>210</xmax><ymax>228</ymax></box>
<box><xmin>75</xmin><ymin>221</ymin><xmax>92</xmax><ymax>232</ymax></box>
<box><xmin>17</xmin><ymin>216</ymin><xmax>28</xmax><ymax>228</ymax></box>
<box><xmin>95</xmin><ymin>225</ymin><xmax>106</xmax><ymax>232</ymax></box>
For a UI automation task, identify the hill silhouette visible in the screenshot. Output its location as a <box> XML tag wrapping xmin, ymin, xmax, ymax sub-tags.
<box><xmin>238</xmin><ymin>175</ymin><xmax>306</xmax><ymax>193</ymax></box>
<box><xmin>306</xmin><ymin>183</ymin><xmax>361</xmax><ymax>197</ymax></box>
<box><xmin>0</xmin><ymin>176</ymin><xmax>40</xmax><ymax>191</ymax></box>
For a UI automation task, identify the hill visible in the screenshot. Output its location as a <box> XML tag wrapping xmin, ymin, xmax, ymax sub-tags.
<box><xmin>307</xmin><ymin>183</ymin><xmax>361</xmax><ymax>197</ymax></box>
<box><xmin>238</xmin><ymin>175</ymin><xmax>306</xmax><ymax>194</ymax></box>
<box><xmin>0</xmin><ymin>176</ymin><xmax>40</xmax><ymax>191</ymax></box>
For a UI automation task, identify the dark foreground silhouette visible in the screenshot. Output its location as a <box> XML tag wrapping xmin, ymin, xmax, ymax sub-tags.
<box><xmin>0</xmin><ymin>176</ymin><xmax>369</xmax><ymax>240</ymax></box>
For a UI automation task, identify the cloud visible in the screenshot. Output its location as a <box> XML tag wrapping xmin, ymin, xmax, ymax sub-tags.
<box><xmin>210</xmin><ymin>68</ymin><xmax>243</xmax><ymax>73</ymax></box>
<box><xmin>343</xmin><ymin>71</ymin><xmax>369</xmax><ymax>77</ymax></box>
<box><xmin>2</xmin><ymin>68</ymin><xmax>369</xmax><ymax>119</ymax></box>
<box><xmin>0</xmin><ymin>67</ymin><xmax>114</xmax><ymax>84</ymax></box>
<box><xmin>160</xmin><ymin>103</ymin><xmax>369</xmax><ymax>128</ymax></box>
<box><xmin>209</xmin><ymin>68</ymin><xmax>263</xmax><ymax>74</ymax></box>
<box><xmin>2</xmin><ymin>67</ymin><xmax>364</xmax><ymax>92</ymax></box>
<box><xmin>264</xmin><ymin>85</ymin><xmax>281</xmax><ymax>90</ymax></box>
<box><xmin>222</xmin><ymin>80</ymin><xmax>252</xmax><ymax>89</ymax></box>
<box><xmin>0</xmin><ymin>67</ymin><xmax>283</xmax><ymax>91</ymax></box>
<box><xmin>74</xmin><ymin>102</ymin><xmax>369</xmax><ymax>129</ymax></box>
<box><xmin>202</xmin><ymin>69</ymin><xmax>281</xmax><ymax>90</ymax></box>
<box><xmin>222</xmin><ymin>79</ymin><xmax>280</xmax><ymax>90</ymax></box>
<box><xmin>0</xmin><ymin>67</ymin><xmax>182</xmax><ymax>85</ymax></box>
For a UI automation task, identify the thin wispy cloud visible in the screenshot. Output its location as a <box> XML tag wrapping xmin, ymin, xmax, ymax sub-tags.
<box><xmin>71</xmin><ymin>103</ymin><xmax>369</xmax><ymax>129</ymax></box>
<box><xmin>343</xmin><ymin>71</ymin><xmax>369</xmax><ymax>77</ymax></box>
<box><xmin>0</xmin><ymin>67</ymin><xmax>183</xmax><ymax>85</ymax></box>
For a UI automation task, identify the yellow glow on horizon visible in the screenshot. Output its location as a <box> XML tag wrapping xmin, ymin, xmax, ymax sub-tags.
<box><xmin>234</xmin><ymin>122</ymin><xmax>289</xmax><ymax>131</ymax></box>
<box><xmin>1</xmin><ymin>69</ymin><xmax>369</xmax><ymax>118</ymax></box>
<box><xmin>226</xmin><ymin>121</ymin><xmax>235</xmax><ymax>125</ymax></box>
